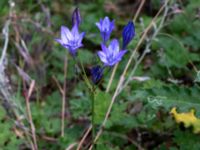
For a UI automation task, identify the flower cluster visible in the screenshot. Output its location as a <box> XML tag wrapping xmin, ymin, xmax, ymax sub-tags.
<box><xmin>94</xmin><ymin>16</ymin><xmax>135</xmax><ymax>83</ymax></box>
<box><xmin>96</xmin><ymin>16</ymin><xmax>135</xmax><ymax>67</ymax></box>
<box><xmin>55</xmin><ymin>8</ymin><xmax>135</xmax><ymax>84</ymax></box>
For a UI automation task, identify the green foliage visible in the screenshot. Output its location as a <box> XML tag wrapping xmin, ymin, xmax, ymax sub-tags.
<box><xmin>94</xmin><ymin>90</ymin><xmax>111</xmax><ymax>124</ymax></box>
<box><xmin>173</xmin><ymin>130</ymin><xmax>200</xmax><ymax>150</ymax></box>
<box><xmin>155</xmin><ymin>36</ymin><xmax>198</xmax><ymax>68</ymax></box>
<box><xmin>0</xmin><ymin>106</ymin><xmax>22</xmax><ymax>150</ymax></box>
<box><xmin>70</xmin><ymin>82</ymin><xmax>91</xmax><ymax>118</ymax></box>
<box><xmin>195</xmin><ymin>71</ymin><xmax>200</xmax><ymax>82</ymax></box>
<box><xmin>132</xmin><ymin>80</ymin><xmax>200</xmax><ymax>115</ymax></box>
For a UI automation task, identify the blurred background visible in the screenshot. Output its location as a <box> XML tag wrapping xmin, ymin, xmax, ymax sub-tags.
<box><xmin>0</xmin><ymin>0</ymin><xmax>200</xmax><ymax>150</ymax></box>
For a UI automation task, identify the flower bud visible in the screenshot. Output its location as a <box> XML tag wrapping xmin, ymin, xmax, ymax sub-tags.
<box><xmin>72</xmin><ymin>7</ymin><xmax>81</xmax><ymax>26</ymax></box>
<box><xmin>122</xmin><ymin>21</ymin><xmax>135</xmax><ymax>49</ymax></box>
<box><xmin>91</xmin><ymin>65</ymin><xmax>103</xmax><ymax>84</ymax></box>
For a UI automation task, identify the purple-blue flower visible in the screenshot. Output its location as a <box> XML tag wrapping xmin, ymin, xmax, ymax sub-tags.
<box><xmin>55</xmin><ymin>24</ymin><xmax>85</xmax><ymax>56</ymax></box>
<box><xmin>97</xmin><ymin>39</ymin><xmax>127</xmax><ymax>66</ymax></box>
<box><xmin>96</xmin><ymin>16</ymin><xmax>115</xmax><ymax>43</ymax></box>
<box><xmin>91</xmin><ymin>65</ymin><xmax>103</xmax><ymax>84</ymax></box>
<box><xmin>122</xmin><ymin>21</ymin><xmax>135</xmax><ymax>49</ymax></box>
<box><xmin>72</xmin><ymin>7</ymin><xmax>81</xmax><ymax>27</ymax></box>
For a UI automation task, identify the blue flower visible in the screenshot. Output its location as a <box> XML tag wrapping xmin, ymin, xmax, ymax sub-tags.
<box><xmin>122</xmin><ymin>21</ymin><xmax>135</xmax><ymax>49</ymax></box>
<box><xmin>91</xmin><ymin>65</ymin><xmax>103</xmax><ymax>84</ymax></box>
<box><xmin>97</xmin><ymin>39</ymin><xmax>127</xmax><ymax>66</ymax></box>
<box><xmin>72</xmin><ymin>7</ymin><xmax>81</xmax><ymax>27</ymax></box>
<box><xmin>55</xmin><ymin>24</ymin><xmax>85</xmax><ymax>56</ymax></box>
<box><xmin>96</xmin><ymin>16</ymin><xmax>115</xmax><ymax>43</ymax></box>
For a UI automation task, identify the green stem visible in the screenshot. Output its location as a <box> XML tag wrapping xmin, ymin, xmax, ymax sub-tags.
<box><xmin>74</xmin><ymin>57</ymin><xmax>93</xmax><ymax>91</ymax></box>
<box><xmin>73</xmin><ymin>56</ymin><xmax>96</xmax><ymax>147</ymax></box>
<box><xmin>91</xmin><ymin>87</ymin><xmax>95</xmax><ymax>148</ymax></box>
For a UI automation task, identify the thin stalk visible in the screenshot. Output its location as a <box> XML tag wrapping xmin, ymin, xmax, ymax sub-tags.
<box><xmin>73</xmin><ymin>56</ymin><xmax>95</xmax><ymax>148</ymax></box>
<box><xmin>119</xmin><ymin>48</ymin><xmax>149</xmax><ymax>93</ymax></box>
<box><xmin>76</xmin><ymin>58</ymin><xmax>93</xmax><ymax>91</ymax></box>
<box><xmin>133</xmin><ymin>0</ymin><xmax>146</xmax><ymax>22</ymax></box>
<box><xmin>61</xmin><ymin>57</ymin><xmax>68</xmax><ymax>137</ymax></box>
<box><xmin>91</xmin><ymin>88</ymin><xmax>95</xmax><ymax>145</ymax></box>
<box><xmin>77</xmin><ymin>66</ymin><xmax>112</xmax><ymax>150</ymax></box>
<box><xmin>76</xmin><ymin>125</ymin><xmax>92</xmax><ymax>150</ymax></box>
<box><xmin>106</xmin><ymin>63</ymin><xmax>118</xmax><ymax>92</ymax></box>
<box><xmin>25</xmin><ymin>80</ymin><xmax>38</xmax><ymax>150</ymax></box>
<box><xmin>0</xmin><ymin>20</ymin><xmax>10</xmax><ymax>65</ymax></box>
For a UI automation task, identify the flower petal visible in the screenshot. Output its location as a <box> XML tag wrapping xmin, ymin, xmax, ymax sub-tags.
<box><xmin>61</xmin><ymin>26</ymin><xmax>72</xmax><ymax>42</ymax></box>
<box><xmin>109</xmin><ymin>59</ymin><xmax>119</xmax><ymax>66</ymax></box>
<box><xmin>78</xmin><ymin>32</ymin><xmax>85</xmax><ymax>44</ymax></box>
<box><xmin>102</xmin><ymin>16</ymin><xmax>110</xmax><ymax>31</ymax></box>
<box><xmin>101</xmin><ymin>43</ymin><xmax>108</xmax><ymax>54</ymax></box>
<box><xmin>97</xmin><ymin>51</ymin><xmax>108</xmax><ymax>64</ymax></box>
<box><xmin>55</xmin><ymin>38</ymin><xmax>63</xmax><ymax>45</ymax></box>
<box><xmin>71</xmin><ymin>24</ymin><xmax>79</xmax><ymax>39</ymax></box>
<box><xmin>101</xmin><ymin>32</ymin><xmax>110</xmax><ymax>43</ymax></box>
<box><xmin>108</xmin><ymin>39</ymin><xmax>119</xmax><ymax>55</ymax></box>
<box><xmin>110</xmin><ymin>20</ymin><xmax>115</xmax><ymax>31</ymax></box>
<box><xmin>95</xmin><ymin>22</ymin><xmax>101</xmax><ymax>30</ymax></box>
<box><xmin>107</xmin><ymin>50</ymin><xmax>127</xmax><ymax>66</ymax></box>
<box><xmin>115</xmin><ymin>50</ymin><xmax>127</xmax><ymax>61</ymax></box>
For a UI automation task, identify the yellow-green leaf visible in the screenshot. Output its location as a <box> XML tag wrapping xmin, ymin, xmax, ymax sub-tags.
<box><xmin>170</xmin><ymin>107</ymin><xmax>200</xmax><ymax>133</ymax></box>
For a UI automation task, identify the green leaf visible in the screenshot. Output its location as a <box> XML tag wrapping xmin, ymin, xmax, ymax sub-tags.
<box><xmin>94</xmin><ymin>90</ymin><xmax>111</xmax><ymax>124</ymax></box>
<box><xmin>195</xmin><ymin>71</ymin><xmax>200</xmax><ymax>82</ymax></box>
<box><xmin>132</xmin><ymin>82</ymin><xmax>200</xmax><ymax>116</ymax></box>
<box><xmin>0</xmin><ymin>106</ymin><xmax>22</xmax><ymax>149</ymax></box>
<box><xmin>173</xmin><ymin>130</ymin><xmax>200</xmax><ymax>150</ymax></box>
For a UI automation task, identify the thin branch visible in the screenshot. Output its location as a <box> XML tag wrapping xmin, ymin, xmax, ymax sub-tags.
<box><xmin>66</xmin><ymin>142</ymin><xmax>78</xmax><ymax>150</ymax></box>
<box><xmin>52</xmin><ymin>76</ymin><xmax>64</xmax><ymax>95</ymax></box>
<box><xmin>76</xmin><ymin>125</ymin><xmax>92</xmax><ymax>150</ymax></box>
<box><xmin>133</xmin><ymin>0</ymin><xmax>146</xmax><ymax>22</ymax></box>
<box><xmin>21</xmin><ymin>18</ymin><xmax>53</xmax><ymax>35</ymax></box>
<box><xmin>106</xmin><ymin>63</ymin><xmax>118</xmax><ymax>93</ymax></box>
<box><xmin>0</xmin><ymin>20</ymin><xmax>10</xmax><ymax>65</ymax></box>
<box><xmin>61</xmin><ymin>57</ymin><xmax>68</xmax><ymax>137</ymax></box>
<box><xmin>25</xmin><ymin>80</ymin><xmax>38</xmax><ymax>150</ymax></box>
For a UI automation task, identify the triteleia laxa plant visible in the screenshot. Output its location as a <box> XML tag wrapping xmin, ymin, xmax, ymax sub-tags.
<box><xmin>55</xmin><ymin>22</ymin><xmax>85</xmax><ymax>56</ymax></box>
<box><xmin>97</xmin><ymin>39</ymin><xmax>127</xmax><ymax>66</ymax></box>
<box><xmin>95</xmin><ymin>16</ymin><xmax>115</xmax><ymax>44</ymax></box>
<box><xmin>55</xmin><ymin>7</ymin><xmax>135</xmax><ymax>145</ymax></box>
